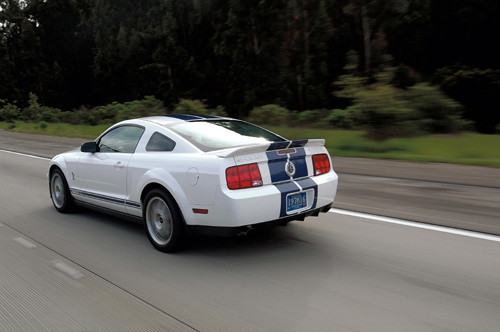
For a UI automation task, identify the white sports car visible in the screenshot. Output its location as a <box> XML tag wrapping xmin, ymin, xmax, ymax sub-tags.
<box><xmin>49</xmin><ymin>115</ymin><xmax>338</xmax><ymax>252</ymax></box>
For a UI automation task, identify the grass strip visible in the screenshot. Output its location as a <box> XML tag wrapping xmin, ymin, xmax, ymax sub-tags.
<box><xmin>2</xmin><ymin>121</ymin><xmax>499</xmax><ymax>167</ymax></box>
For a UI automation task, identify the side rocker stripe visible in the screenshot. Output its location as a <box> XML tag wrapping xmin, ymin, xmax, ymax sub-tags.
<box><xmin>71</xmin><ymin>189</ymin><xmax>141</xmax><ymax>209</ymax></box>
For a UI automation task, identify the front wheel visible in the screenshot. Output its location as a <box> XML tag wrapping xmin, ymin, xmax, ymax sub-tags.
<box><xmin>49</xmin><ymin>168</ymin><xmax>74</xmax><ymax>213</ymax></box>
<box><xmin>143</xmin><ymin>189</ymin><xmax>184</xmax><ymax>252</ymax></box>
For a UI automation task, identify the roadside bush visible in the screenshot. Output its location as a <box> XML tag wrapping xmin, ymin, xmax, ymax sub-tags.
<box><xmin>20</xmin><ymin>93</ymin><xmax>42</xmax><ymax>122</ymax></box>
<box><xmin>0</xmin><ymin>102</ymin><xmax>21</xmax><ymax>122</ymax></box>
<box><xmin>69</xmin><ymin>106</ymin><xmax>100</xmax><ymax>125</ymax></box>
<box><xmin>246</xmin><ymin>104</ymin><xmax>290</xmax><ymax>125</ymax></box>
<box><xmin>40</xmin><ymin>110</ymin><xmax>56</xmax><ymax>122</ymax></box>
<box><xmin>293</xmin><ymin>109</ymin><xmax>334</xmax><ymax>128</ymax></box>
<box><xmin>97</xmin><ymin>96</ymin><xmax>167</xmax><ymax>123</ymax></box>
<box><xmin>20</xmin><ymin>93</ymin><xmax>64</xmax><ymax>123</ymax></box>
<box><xmin>122</xmin><ymin>95</ymin><xmax>166</xmax><ymax>120</ymax></box>
<box><xmin>171</xmin><ymin>99</ymin><xmax>208</xmax><ymax>115</ymax></box>
<box><xmin>170</xmin><ymin>99</ymin><xmax>227</xmax><ymax>116</ymax></box>
<box><xmin>98</xmin><ymin>102</ymin><xmax>125</xmax><ymax>123</ymax></box>
<box><xmin>39</xmin><ymin>107</ymin><xmax>65</xmax><ymax>122</ymax></box>
<box><xmin>406</xmin><ymin>83</ymin><xmax>469</xmax><ymax>133</ymax></box>
<box><xmin>327</xmin><ymin>109</ymin><xmax>353</xmax><ymax>129</ymax></box>
<box><xmin>115</xmin><ymin>96</ymin><xmax>166</xmax><ymax>122</ymax></box>
<box><xmin>207</xmin><ymin>105</ymin><xmax>228</xmax><ymax>117</ymax></box>
<box><xmin>39</xmin><ymin>121</ymin><xmax>48</xmax><ymax>130</ymax></box>
<box><xmin>347</xmin><ymin>83</ymin><xmax>418</xmax><ymax>140</ymax></box>
<box><xmin>57</xmin><ymin>111</ymin><xmax>74</xmax><ymax>123</ymax></box>
<box><xmin>298</xmin><ymin>109</ymin><xmax>321</xmax><ymax>123</ymax></box>
<box><xmin>332</xmin><ymin>63</ymin><xmax>470</xmax><ymax>140</ymax></box>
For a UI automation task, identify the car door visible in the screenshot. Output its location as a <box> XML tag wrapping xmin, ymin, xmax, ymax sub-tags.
<box><xmin>76</xmin><ymin>125</ymin><xmax>145</xmax><ymax>213</ymax></box>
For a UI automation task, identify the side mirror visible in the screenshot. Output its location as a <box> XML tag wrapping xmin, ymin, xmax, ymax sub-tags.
<box><xmin>81</xmin><ymin>141</ymin><xmax>98</xmax><ymax>153</ymax></box>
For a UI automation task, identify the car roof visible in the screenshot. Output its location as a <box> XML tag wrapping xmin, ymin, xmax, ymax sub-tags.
<box><xmin>139</xmin><ymin>115</ymin><xmax>233</xmax><ymax>126</ymax></box>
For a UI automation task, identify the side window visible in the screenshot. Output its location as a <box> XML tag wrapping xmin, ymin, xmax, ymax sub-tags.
<box><xmin>146</xmin><ymin>132</ymin><xmax>176</xmax><ymax>152</ymax></box>
<box><xmin>98</xmin><ymin>126</ymin><xmax>145</xmax><ymax>153</ymax></box>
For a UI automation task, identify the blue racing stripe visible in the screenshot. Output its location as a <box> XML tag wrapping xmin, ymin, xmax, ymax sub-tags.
<box><xmin>165</xmin><ymin>114</ymin><xmax>203</xmax><ymax>120</ymax></box>
<box><xmin>274</xmin><ymin>178</ymin><xmax>318</xmax><ymax>218</ymax></box>
<box><xmin>295</xmin><ymin>178</ymin><xmax>318</xmax><ymax>210</ymax></box>
<box><xmin>193</xmin><ymin>115</ymin><xmax>221</xmax><ymax>119</ymax></box>
<box><xmin>291</xmin><ymin>154</ymin><xmax>308</xmax><ymax>179</ymax></box>
<box><xmin>268</xmin><ymin>157</ymin><xmax>289</xmax><ymax>182</ymax></box>
<box><xmin>165</xmin><ymin>114</ymin><xmax>223</xmax><ymax>121</ymax></box>
<box><xmin>267</xmin><ymin>140</ymin><xmax>308</xmax><ymax>151</ymax></box>
<box><xmin>266</xmin><ymin>147</ymin><xmax>308</xmax><ymax>183</ymax></box>
<box><xmin>275</xmin><ymin>182</ymin><xmax>300</xmax><ymax>218</ymax></box>
<box><xmin>267</xmin><ymin>141</ymin><xmax>290</xmax><ymax>151</ymax></box>
<box><xmin>75</xmin><ymin>190</ymin><xmax>125</xmax><ymax>205</ymax></box>
<box><xmin>290</xmin><ymin>139</ymin><xmax>308</xmax><ymax>148</ymax></box>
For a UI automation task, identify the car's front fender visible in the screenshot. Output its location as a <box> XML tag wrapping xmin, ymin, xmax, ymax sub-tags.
<box><xmin>48</xmin><ymin>152</ymin><xmax>79</xmax><ymax>185</ymax></box>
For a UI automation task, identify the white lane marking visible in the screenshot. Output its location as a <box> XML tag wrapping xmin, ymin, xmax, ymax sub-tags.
<box><xmin>330</xmin><ymin>208</ymin><xmax>500</xmax><ymax>243</ymax></box>
<box><xmin>0</xmin><ymin>149</ymin><xmax>50</xmax><ymax>160</ymax></box>
<box><xmin>51</xmin><ymin>260</ymin><xmax>84</xmax><ymax>280</ymax></box>
<box><xmin>14</xmin><ymin>237</ymin><xmax>37</xmax><ymax>248</ymax></box>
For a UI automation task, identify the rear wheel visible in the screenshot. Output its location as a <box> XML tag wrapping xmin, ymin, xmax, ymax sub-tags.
<box><xmin>49</xmin><ymin>168</ymin><xmax>74</xmax><ymax>213</ymax></box>
<box><xmin>143</xmin><ymin>189</ymin><xmax>184</xmax><ymax>252</ymax></box>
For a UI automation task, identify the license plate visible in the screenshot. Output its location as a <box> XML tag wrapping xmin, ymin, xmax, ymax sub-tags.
<box><xmin>286</xmin><ymin>191</ymin><xmax>307</xmax><ymax>213</ymax></box>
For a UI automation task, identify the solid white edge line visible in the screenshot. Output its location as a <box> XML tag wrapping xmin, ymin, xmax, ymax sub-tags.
<box><xmin>0</xmin><ymin>149</ymin><xmax>50</xmax><ymax>160</ymax></box>
<box><xmin>330</xmin><ymin>208</ymin><xmax>500</xmax><ymax>243</ymax></box>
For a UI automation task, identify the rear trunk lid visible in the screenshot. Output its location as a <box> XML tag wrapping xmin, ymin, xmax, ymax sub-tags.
<box><xmin>216</xmin><ymin>139</ymin><xmax>327</xmax><ymax>184</ymax></box>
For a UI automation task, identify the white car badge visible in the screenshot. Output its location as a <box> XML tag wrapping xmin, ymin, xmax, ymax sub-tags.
<box><xmin>285</xmin><ymin>161</ymin><xmax>296</xmax><ymax>177</ymax></box>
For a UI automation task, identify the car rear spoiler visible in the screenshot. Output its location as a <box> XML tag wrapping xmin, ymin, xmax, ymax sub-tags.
<box><xmin>215</xmin><ymin>139</ymin><xmax>325</xmax><ymax>158</ymax></box>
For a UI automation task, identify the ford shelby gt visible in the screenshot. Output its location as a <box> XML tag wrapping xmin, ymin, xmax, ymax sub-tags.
<box><xmin>49</xmin><ymin>115</ymin><xmax>338</xmax><ymax>252</ymax></box>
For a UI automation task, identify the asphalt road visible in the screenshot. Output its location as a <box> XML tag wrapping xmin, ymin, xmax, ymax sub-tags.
<box><xmin>1</xmin><ymin>132</ymin><xmax>500</xmax><ymax>331</ymax></box>
<box><xmin>1</xmin><ymin>129</ymin><xmax>499</xmax><ymax>234</ymax></box>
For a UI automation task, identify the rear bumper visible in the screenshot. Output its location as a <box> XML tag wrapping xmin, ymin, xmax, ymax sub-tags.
<box><xmin>188</xmin><ymin>202</ymin><xmax>333</xmax><ymax>237</ymax></box>
<box><xmin>181</xmin><ymin>171</ymin><xmax>338</xmax><ymax>228</ymax></box>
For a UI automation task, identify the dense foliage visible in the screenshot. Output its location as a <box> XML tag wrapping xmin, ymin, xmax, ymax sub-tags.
<box><xmin>1</xmin><ymin>0</ymin><xmax>499</xmax><ymax>134</ymax></box>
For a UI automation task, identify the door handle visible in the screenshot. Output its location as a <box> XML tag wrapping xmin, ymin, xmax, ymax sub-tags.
<box><xmin>114</xmin><ymin>161</ymin><xmax>125</xmax><ymax>169</ymax></box>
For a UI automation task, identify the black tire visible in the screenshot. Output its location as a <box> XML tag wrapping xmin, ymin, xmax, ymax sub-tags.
<box><xmin>143</xmin><ymin>189</ymin><xmax>184</xmax><ymax>252</ymax></box>
<box><xmin>49</xmin><ymin>168</ymin><xmax>74</xmax><ymax>213</ymax></box>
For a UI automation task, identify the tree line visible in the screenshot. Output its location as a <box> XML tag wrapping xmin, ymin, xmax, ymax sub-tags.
<box><xmin>1</xmin><ymin>0</ymin><xmax>499</xmax><ymax>134</ymax></box>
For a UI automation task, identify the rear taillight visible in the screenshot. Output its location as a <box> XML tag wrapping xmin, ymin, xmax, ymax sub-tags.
<box><xmin>312</xmin><ymin>154</ymin><xmax>331</xmax><ymax>175</ymax></box>
<box><xmin>226</xmin><ymin>163</ymin><xmax>263</xmax><ymax>190</ymax></box>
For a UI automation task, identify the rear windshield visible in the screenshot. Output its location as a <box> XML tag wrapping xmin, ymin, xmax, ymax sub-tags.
<box><xmin>168</xmin><ymin>120</ymin><xmax>286</xmax><ymax>152</ymax></box>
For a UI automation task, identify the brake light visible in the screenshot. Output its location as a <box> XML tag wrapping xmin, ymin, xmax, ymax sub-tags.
<box><xmin>312</xmin><ymin>154</ymin><xmax>330</xmax><ymax>175</ymax></box>
<box><xmin>226</xmin><ymin>163</ymin><xmax>263</xmax><ymax>190</ymax></box>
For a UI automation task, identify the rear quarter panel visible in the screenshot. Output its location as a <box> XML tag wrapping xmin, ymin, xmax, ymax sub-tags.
<box><xmin>126</xmin><ymin>153</ymin><xmax>232</xmax><ymax>221</ymax></box>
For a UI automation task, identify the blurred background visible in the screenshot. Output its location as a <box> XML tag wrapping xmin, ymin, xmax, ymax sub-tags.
<box><xmin>1</xmin><ymin>3</ymin><xmax>500</xmax><ymax>330</ymax></box>
<box><xmin>1</xmin><ymin>0</ymin><xmax>499</xmax><ymax>165</ymax></box>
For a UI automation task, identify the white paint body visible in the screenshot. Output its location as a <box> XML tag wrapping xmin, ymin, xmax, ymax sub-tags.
<box><xmin>50</xmin><ymin>116</ymin><xmax>338</xmax><ymax>228</ymax></box>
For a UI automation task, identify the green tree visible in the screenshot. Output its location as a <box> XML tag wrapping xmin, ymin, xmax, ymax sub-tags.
<box><xmin>333</xmin><ymin>54</ymin><xmax>467</xmax><ymax>139</ymax></box>
<box><xmin>284</xmin><ymin>0</ymin><xmax>334</xmax><ymax>110</ymax></box>
<box><xmin>0</xmin><ymin>0</ymin><xmax>46</xmax><ymax>105</ymax></box>
<box><xmin>143</xmin><ymin>0</ymin><xmax>183</xmax><ymax>104</ymax></box>
<box><xmin>211</xmin><ymin>0</ymin><xmax>288</xmax><ymax>116</ymax></box>
<box><xmin>406</xmin><ymin>83</ymin><xmax>467</xmax><ymax>133</ymax></box>
<box><xmin>0</xmin><ymin>100</ymin><xmax>21</xmax><ymax>122</ymax></box>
